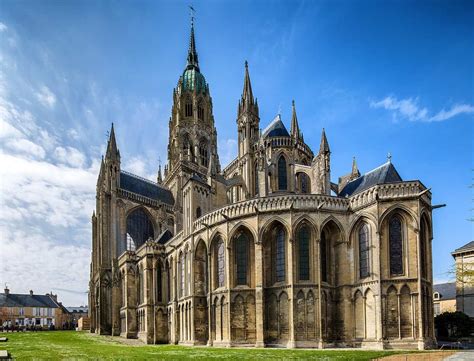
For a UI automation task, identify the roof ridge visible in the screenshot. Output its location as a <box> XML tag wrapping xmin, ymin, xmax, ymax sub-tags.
<box><xmin>121</xmin><ymin>170</ymin><xmax>169</xmax><ymax>191</ymax></box>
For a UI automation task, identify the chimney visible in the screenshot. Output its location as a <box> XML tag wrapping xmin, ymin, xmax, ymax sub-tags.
<box><xmin>4</xmin><ymin>287</ymin><xmax>9</xmax><ymax>295</ymax></box>
<box><xmin>29</xmin><ymin>290</ymin><xmax>33</xmax><ymax>295</ymax></box>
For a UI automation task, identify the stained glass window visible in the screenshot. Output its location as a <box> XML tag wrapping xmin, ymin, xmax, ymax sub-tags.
<box><xmin>275</xmin><ymin>225</ymin><xmax>286</xmax><ymax>282</ymax></box>
<box><xmin>320</xmin><ymin>232</ymin><xmax>327</xmax><ymax>282</ymax></box>
<box><xmin>359</xmin><ymin>224</ymin><xmax>370</xmax><ymax>278</ymax></box>
<box><xmin>235</xmin><ymin>232</ymin><xmax>248</xmax><ymax>285</ymax></box>
<box><xmin>278</xmin><ymin>156</ymin><xmax>287</xmax><ymax>191</ymax></box>
<box><xmin>217</xmin><ymin>239</ymin><xmax>225</xmax><ymax>288</ymax></box>
<box><xmin>389</xmin><ymin>216</ymin><xmax>403</xmax><ymax>275</ymax></box>
<box><xmin>126</xmin><ymin>208</ymin><xmax>154</xmax><ymax>250</ymax></box>
<box><xmin>298</xmin><ymin>225</ymin><xmax>310</xmax><ymax>280</ymax></box>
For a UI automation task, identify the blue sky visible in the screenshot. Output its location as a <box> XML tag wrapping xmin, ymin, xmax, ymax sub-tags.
<box><xmin>0</xmin><ymin>0</ymin><xmax>472</xmax><ymax>305</ymax></box>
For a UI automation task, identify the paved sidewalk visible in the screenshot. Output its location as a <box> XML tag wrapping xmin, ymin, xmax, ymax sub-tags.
<box><xmin>443</xmin><ymin>351</ymin><xmax>474</xmax><ymax>361</ymax></box>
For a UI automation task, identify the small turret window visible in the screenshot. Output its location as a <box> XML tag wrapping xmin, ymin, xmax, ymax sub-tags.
<box><xmin>185</xmin><ymin>101</ymin><xmax>193</xmax><ymax>117</ymax></box>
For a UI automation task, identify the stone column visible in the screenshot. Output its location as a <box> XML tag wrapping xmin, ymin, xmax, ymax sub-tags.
<box><xmin>254</xmin><ymin>241</ymin><xmax>265</xmax><ymax>347</ymax></box>
<box><xmin>375</xmin><ymin>231</ymin><xmax>383</xmax><ymax>346</ymax></box>
<box><xmin>316</xmin><ymin>237</ymin><xmax>323</xmax><ymax>348</ymax></box>
<box><xmin>415</xmin><ymin>229</ymin><xmax>424</xmax><ymax>350</ymax></box>
<box><xmin>287</xmin><ymin>236</ymin><xmax>296</xmax><ymax>348</ymax></box>
<box><xmin>207</xmin><ymin>249</ymin><xmax>213</xmax><ymax>346</ymax></box>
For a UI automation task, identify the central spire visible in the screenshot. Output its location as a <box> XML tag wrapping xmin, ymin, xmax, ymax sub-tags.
<box><xmin>186</xmin><ymin>19</ymin><xmax>199</xmax><ymax>71</ymax></box>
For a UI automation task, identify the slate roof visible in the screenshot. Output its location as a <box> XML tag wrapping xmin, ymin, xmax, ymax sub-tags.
<box><xmin>339</xmin><ymin>161</ymin><xmax>403</xmax><ymax>197</ymax></box>
<box><xmin>433</xmin><ymin>282</ymin><xmax>456</xmax><ymax>300</ymax></box>
<box><xmin>156</xmin><ymin>229</ymin><xmax>173</xmax><ymax>245</ymax></box>
<box><xmin>0</xmin><ymin>293</ymin><xmax>59</xmax><ymax>308</ymax></box>
<box><xmin>452</xmin><ymin>241</ymin><xmax>474</xmax><ymax>256</ymax></box>
<box><xmin>262</xmin><ymin>114</ymin><xmax>290</xmax><ymax>138</ymax></box>
<box><xmin>120</xmin><ymin>171</ymin><xmax>174</xmax><ymax>206</ymax></box>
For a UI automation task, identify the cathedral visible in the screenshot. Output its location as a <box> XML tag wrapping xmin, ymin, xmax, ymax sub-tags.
<box><xmin>89</xmin><ymin>21</ymin><xmax>436</xmax><ymax>350</ymax></box>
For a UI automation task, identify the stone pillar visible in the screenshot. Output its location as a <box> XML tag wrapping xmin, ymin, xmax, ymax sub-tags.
<box><xmin>415</xmin><ymin>229</ymin><xmax>425</xmax><ymax>350</ymax></box>
<box><xmin>111</xmin><ymin>267</ymin><xmax>121</xmax><ymax>336</ymax></box>
<box><xmin>207</xmin><ymin>250</ymin><xmax>213</xmax><ymax>346</ymax></box>
<box><xmin>375</xmin><ymin>231</ymin><xmax>384</xmax><ymax>347</ymax></box>
<box><xmin>316</xmin><ymin>237</ymin><xmax>323</xmax><ymax>348</ymax></box>
<box><xmin>254</xmin><ymin>241</ymin><xmax>265</xmax><ymax>347</ymax></box>
<box><xmin>287</xmin><ymin>236</ymin><xmax>296</xmax><ymax>348</ymax></box>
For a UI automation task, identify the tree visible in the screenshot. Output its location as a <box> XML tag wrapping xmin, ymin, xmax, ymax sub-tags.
<box><xmin>435</xmin><ymin>311</ymin><xmax>474</xmax><ymax>340</ymax></box>
<box><xmin>447</xmin><ymin>261</ymin><xmax>474</xmax><ymax>287</ymax></box>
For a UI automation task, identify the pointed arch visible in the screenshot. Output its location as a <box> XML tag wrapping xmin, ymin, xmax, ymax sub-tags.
<box><xmin>365</xmin><ymin>288</ymin><xmax>376</xmax><ymax>339</ymax></box>
<box><xmin>295</xmin><ymin>222</ymin><xmax>311</xmax><ymax>281</ymax></box>
<box><xmin>320</xmin><ymin>219</ymin><xmax>343</xmax><ymax>284</ymax></box>
<box><xmin>379</xmin><ymin>204</ymin><xmax>418</xmax><ymax>232</ymax></box>
<box><xmin>231</xmin><ymin>226</ymin><xmax>254</xmax><ymax>287</ymax></box>
<box><xmin>388</xmin><ymin>214</ymin><xmax>404</xmax><ymax>275</ymax></box>
<box><xmin>194</xmin><ymin>239</ymin><xmax>208</xmax><ymax>296</ymax></box>
<box><xmin>400</xmin><ymin>285</ymin><xmax>412</xmax><ymax>338</ymax></box>
<box><xmin>386</xmin><ymin>285</ymin><xmax>399</xmax><ymax>339</ymax></box>
<box><xmin>277</xmin><ymin>154</ymin><xmax>288</xmax><ymax>191</ymax></box>
<box><xmin>354</xmin><ymin>290</ymin><xmax>364</xmax><ymax>339</ymax></box>
<box><xmin>262</xmin><ymin>220</ymin><xmax>287</xmax><ymax>286</ymax></box>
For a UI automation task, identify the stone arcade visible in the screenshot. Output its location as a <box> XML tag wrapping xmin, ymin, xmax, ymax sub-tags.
<box><xmin>89</xmin><ymin>21</ymin><xmax>436</xmax><ymax>349</ymax></box>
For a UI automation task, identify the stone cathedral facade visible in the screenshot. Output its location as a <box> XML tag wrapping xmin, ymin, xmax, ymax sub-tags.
<box><xmin>89</xmin><ymin>22</ymin><xmax>436</xmax><ymax>350</ymax></box>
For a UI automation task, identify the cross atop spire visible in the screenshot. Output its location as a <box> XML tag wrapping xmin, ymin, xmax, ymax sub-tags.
<box><xmin>290</xmin><ymin>100</ymin><xmax>301</xmax><ymax>140</ymax></box>
<box><xmin>186</xmin><ymin>8</ymin><xmax>199</xmax><ymax>71</ymax></box>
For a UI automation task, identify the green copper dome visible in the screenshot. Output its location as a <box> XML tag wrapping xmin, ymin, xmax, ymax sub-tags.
<box><xmin>182</xmin><ymin>68</ymin><xmax>207</xmax><ymax>93</ymax></box>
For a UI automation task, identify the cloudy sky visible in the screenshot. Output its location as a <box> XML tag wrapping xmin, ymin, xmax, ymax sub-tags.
<box><xmin>0</xmin><ymin>0</ymin><xmax>472</xmax><ymax>306</ymax></box>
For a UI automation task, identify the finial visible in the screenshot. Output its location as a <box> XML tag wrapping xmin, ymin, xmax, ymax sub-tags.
<box><xmin>292</xmin><ymin>99</ymin><xmax>295</xmax><ymax>107</ymax></box>
<box><xmin>245</xmin><ymin>60</ymin><xmax>248</xmax><ymax>68</ymax></box>
<box><xmin>189</xmin><ymin>5</ymin><xmax>195</xmax><ymax>25</ymax></box>
<box><xmin>387</xmin><ymin>152</ymin><xmax>392</xmax><ymax>163</ymax></box>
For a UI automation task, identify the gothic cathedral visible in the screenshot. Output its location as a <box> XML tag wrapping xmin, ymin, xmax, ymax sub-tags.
<box><xmin>89</xmin><ymin>21</ymin><xmax>435</xmax><ymax>350</ymax></box>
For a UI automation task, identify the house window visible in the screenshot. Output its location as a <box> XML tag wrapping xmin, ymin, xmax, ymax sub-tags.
<box><xmin>217</xmin><ymin>239</ymin><xmax>225</xmax><ymax>288</ymax></box>
<box><xmin>235</xmin><ymin>232</ymin><xmax>248</xmax><ymax>286</ymax></box>
<box><xmin>298</xmin><ymin>225</ymin><xmax>310</xmax><ymax>280</ymax></box>
<box><xmin>389</xmin><ymin>216</ymin><xmax>404</xmax><ymax>275</ymax></box>
<box><xmin>278</xmin><ymin>156</ymin><xmax>287</xmax><ymax>191</ymax></box>
<box><xmin>359</xmin><ymin>223</ymin><xmax>370</xmax><ymax>278</ymax></box>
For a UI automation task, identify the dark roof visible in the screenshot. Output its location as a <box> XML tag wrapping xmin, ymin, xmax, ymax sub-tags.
<box><xmin>120</xmin><ymin>171</ymin><xmax>174</xmax><ymax>206</ymax></box>
<box><xmin>452</xmin><ymin>241</ymin><xmax>474</xmax><ymax>255</ymax></box>
<box><xmin>0</xmin><ymin>293</ymin><xmax>59</xmax><ymax>308</ymax></box>
<box><xmin>433</xmin><ymin>282</ymin><xmax>456</xmax><ymax>300</ymax></box>
<box><xmin>262</xmin><ymin>115</ymin><xmax>290</xmax><ymax>138</ymax></box>
<box><xmin>156</xmin><ymin>229</ymin><xmax>173</xmax><ymax>245</ymax></box>
<box><xmin>339</xmin><ymin>161</ymin><xmax>403</xmax><ymax>197</ymax></box>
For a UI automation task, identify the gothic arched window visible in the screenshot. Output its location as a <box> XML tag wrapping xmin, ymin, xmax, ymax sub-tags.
<box><xmin>297</xmin><ymin>224</ymin><xmax>310</xmax><ymax>281</ymax></box>
<box><xmin>389</xmin><ymin>216</ymin><xmax>404</xmax><ymax>275</ymax></box>
<box><xmin>359</xmin><ymin>223</ymin><xmax>370</xmax><ymax>278</ymax></box>
<box><xmin>217</xmin><ymin>239</ymin><xmax>225</xmax><ymax>288</ymax></box>
<box><xmin>235</xmin><ymin>232</ymin><xmax>249</xmax><ymax>285</ymax></box>
<box><xmin>199</xmin><ymin>141</ymin><xmax>209</xmax><ymax>167</ymax></box>
<box><xmin>273</xmin><ymin>225</ymin><xmax>286</xmax><ymax>282</ymax></box>
<box><xmin>300</xmin><ymin>173</ymin><xmax>310</xmax><ymax>194</ymax></box>
<box><xmin>185</xmin><ymin>99</ymin><xmax>193</xmax><ymax>117</ymax></box>
<box><xmin>156</xmin><ymin>264</ymin><xmax>162</xmax><ymax>302</ymax></box>
<box><xmin>420</xmin><ymin>218</ymin><xmax>427</xmax><ymax>278</ymax></box>
<box><xmin>197</xmin><ymin>103</ymin><xmax>204</xmax><ymax>121</ymax></box>
<box><xmin>254</xmin><ymin>162</ymin><xmax>259</xmax><ymax>196</ymax></box>
<box><xmin>320</xmin><ymin>231</ymin><xmax>328</xmax><ymax>282</ymax></box>
<box><xmin>126</xmin><ymin>208</ymin><xmax>154</xmax><ymax>251</ymax></box>
<box><xmin>278</xmin><ymin>155</ymin><xmax>287</xmax><ymax>191</ymax></box>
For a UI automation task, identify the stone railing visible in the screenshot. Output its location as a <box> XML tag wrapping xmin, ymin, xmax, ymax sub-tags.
<box><xmin>349</xmin><ymin>181</ymin><xmax>430</xmax><ymax>210</ymax></box>
<box><xmin>117</xmin><ymin>188</ymin><xmax>173</xmax><ymax>211</ymax></box>
<box><xmin>193</xmin><ymin>193</ymin><xmax>349</xmax><ymax>232</ymax></box>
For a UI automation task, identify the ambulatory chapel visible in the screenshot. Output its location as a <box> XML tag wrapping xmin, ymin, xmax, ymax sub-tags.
<box><xmin>89</xmin><ymin>21</ymin><xmax>436</xmax><ymax>350</ymax></box>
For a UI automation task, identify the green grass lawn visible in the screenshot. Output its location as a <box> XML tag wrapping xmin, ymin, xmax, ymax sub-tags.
<box><xmin>0</xmin><ymin>331</ymin><xmax>410</xmax><ymax>360</ymax></box>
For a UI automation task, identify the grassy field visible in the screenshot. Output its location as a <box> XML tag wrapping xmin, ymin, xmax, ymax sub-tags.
<box><xmin>0</xmin><ymin>331</ymin><xmax>414</xmax><ymax>360</ymax></box>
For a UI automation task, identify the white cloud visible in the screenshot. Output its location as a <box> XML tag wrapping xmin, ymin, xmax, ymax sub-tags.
<box><xmin>54</xmin><ymin>146</ymin><xmax>86</xmax><ymax>168</ymax></box>
<box><xmin>370</xmin><ymin>96</ymin><xmax>474</xmax><ymax>122</ymax></box>
<box><xmin>67</xmin><ymin>128</ymin><xmax>80</xmax><ymax>140</ymax></box>
<box><xmin>4</xmin><ymin>138</ymin><xmax>46</xmax><ymax>159</ymax></box>
<box><xmin>36</xmin><ymin>85</ymin><xmax>57</xmax><ymax>108</ymax></box>
<box><xmin>218</xmin><ymin>138</ymin><xmax>237</xmax><ymax>167</ymax></box>
<box><xmin>0</xmin><ymin>22</ymin><xmax>7</xmax><ymax>32</ymax></box>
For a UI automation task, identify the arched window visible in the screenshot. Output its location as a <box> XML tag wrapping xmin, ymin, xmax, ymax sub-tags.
<box><xmin>300</xmin><ymin>173</ymin><xmax>310</xmax><ymax>194</ymax></box>
<box><xmin>320</xmin><ymin>232</ymin><xmax>327</xmax><ymax>282</ymax></box>
<box><xmin>199</xmin><ymin>141</ymin><xmax>208</xmax><ymax>167</ymax></box>
<box><xmin>198</xmin><ymin>104</ymin><xmax>204</xmax><ymax>121</ymax></box>
<box><xmin>180</xmin><ymin>253</ymin><xmax>185</xmax><ymax>297</ymax></box>
<box><xmin>185</xmin><ymin>100</ymin><xmax>193</xmax><ymax>117</ymax></box>
<box><xmin>389</xmin><ymin>216</ymin><xmax>403</xmax><ymax>275</ymax></box>
<box><xmin>235</xmin><ymin>232</ymin><xmax>249</xmax><ymax>286</ymax></box>
<box><xmin>126</xmin><ymin>208</ymin><xmax>154</xmax><ymax>251</ymax></box>
<box><xmin>196</xmin><ymin>207</ymin><xmax>202</xmax><ymax>219</ymax></box>
<box><xmin>166</xmin><ymin>260</ymin><xmax>171</xmax><ymax>302</ymax></box>
<box><xmin>359</xmin><ymin>223</ymin><xmax>370</xmax><ymax>278</ymax></box>
<box><xmin>217</xmin><ymin>239</ymin><xmax>225</xmax><ymax>288</ymax></box>
<box><xmin>278</xmin><ymin>156</ymin><xmax>287</xmax><ymax>191</ymax></box>
<box><xmin>156</xmin><ymin>264</ymin><xmax>162</xmax><ymax>302</ymax></box>
<box><xmin>297</xmin><ymin>224</ymin><xmax>310</xmax><ymax>281</ymax></box>
<box><xmin>274</xmin><ymin>225</ymin><xmax>286</xmax><ymax>282</ymax></box>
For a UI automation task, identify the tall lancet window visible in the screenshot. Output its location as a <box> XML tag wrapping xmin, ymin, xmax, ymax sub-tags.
<box><xmin>273</xmin><ymin>224</ymin><xmax>286</xmax><ymax>282</ymax></box>
<box><xmin>254</xmin><ymin>162</ymin><xmax>259</xmax><ymax>196</ymax></box>
<box><xmin>389</xmin><ymin>216</ymin><xmax>404</xmax><ymax>275</ymax></box>
<box><xmin>320</xmin><ymin>232</ymin><xmax>328</xmax><ymax>282</ymax></box>
<box><xmin>278</xmin><ymin>155</ymin><xmax>287</xmax><ymax>191</ymax></box>
<box><xmin>217</xmin><ymin>239</ymin><xmax>225</xmax><ymax>288</ymax></box>
<box><xmin>297</xmin><ymin>224</ymin><xmax>310</xmax><ymax>281</ymax></box>
<box><xmin>185</xmin><ymin>99</ymin><xmax>193</xmax><ymax>117</ymax></box>
<box><xmin>359</xmin><ymin>223</ymin><xmax>370</xmax><ymax>278</ymax></box>
<box><xmin>235</xmin><ymin>232</ymin><xmax>249</xmax><ymax>286</ymax></box>
<box><xmin>199</xmin><ymin>140</ymin><xmax>209</xmax><ymax>167</ymax></box>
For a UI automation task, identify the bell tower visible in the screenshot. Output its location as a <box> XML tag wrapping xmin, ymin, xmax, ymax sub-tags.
<box><xmin>164</xmin><ymin>18</ymin><xmax>220</xmax><ymax>230</ymax></box>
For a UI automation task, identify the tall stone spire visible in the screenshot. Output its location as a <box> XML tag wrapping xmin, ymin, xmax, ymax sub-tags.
<box><xmin>290</xmin><ymin>100</ymin><xmax>301</xmax><ymax>139</ymax></box>
<box><xmin>242</xmin><ymin>61</ymin><xmax>254</xmax><ymax>105</ymax></box>
<box><xmin>351</xmin><ymin>156</ymin><xmax>360</xmax><ymax>179</ymax></box>
<box><xmin>105</xmin><ymin>123</ymin><xmax>120</xmax><ymax>161</ymax></box>
<box><xmin>319</xmin><ymin>128</ymin><xmax>330</xmax><ymax>154</ymax></box>
<box><xmin>186</xmin><ymin>19</ymin><xmax>199</xmax><ymax>71</ymax></box>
